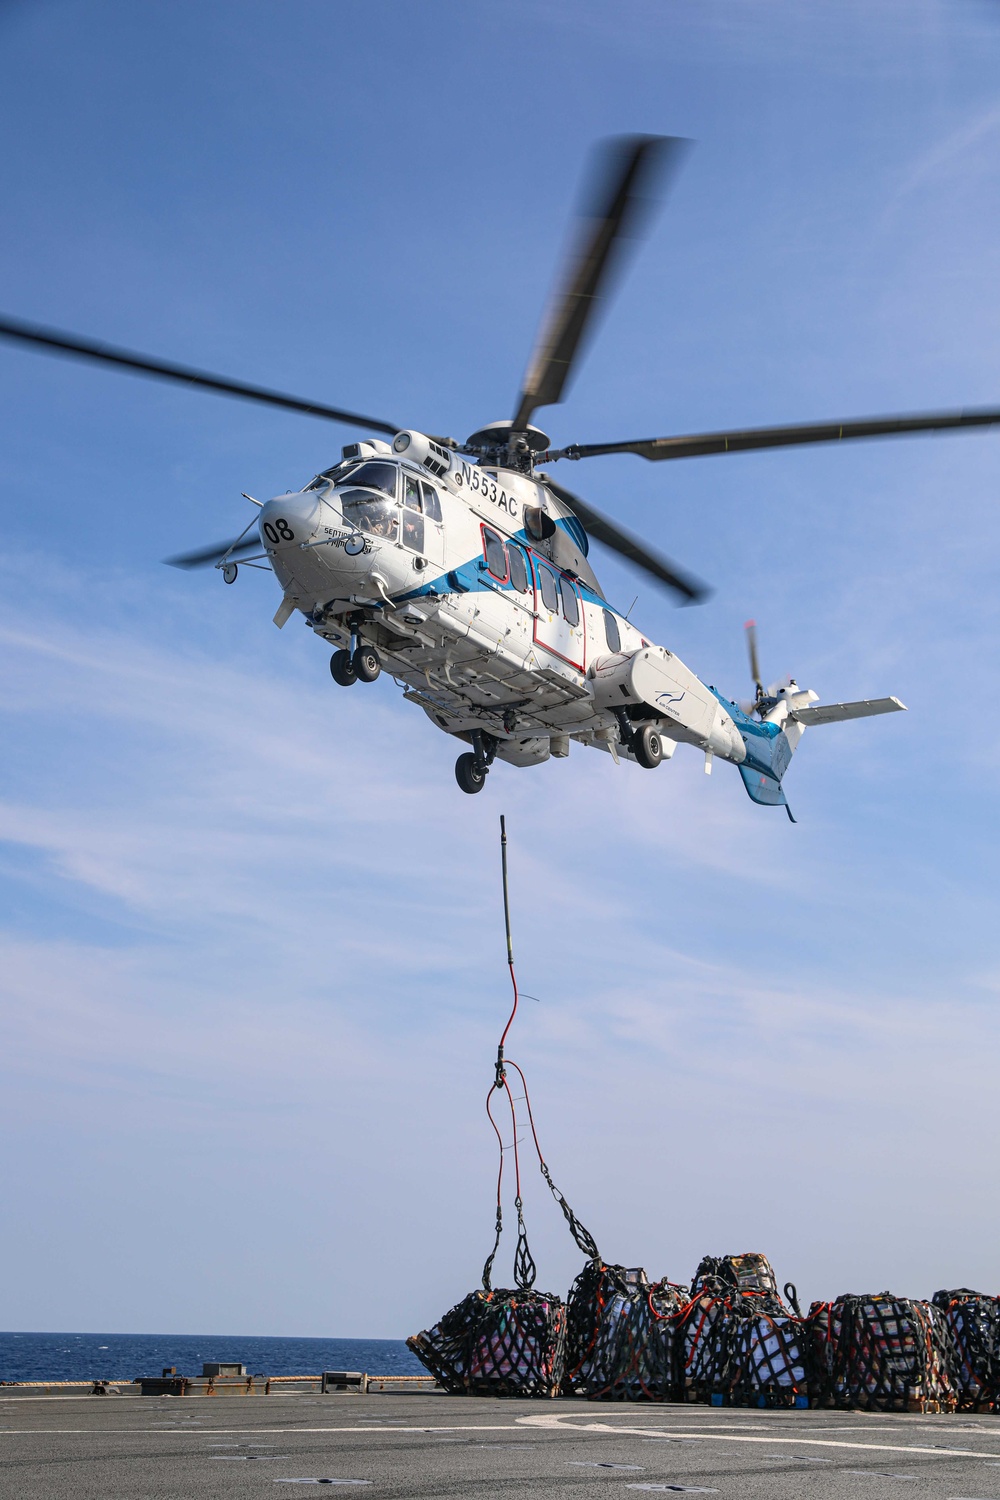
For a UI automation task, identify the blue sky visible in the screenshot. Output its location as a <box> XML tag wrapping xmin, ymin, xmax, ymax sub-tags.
<box><xmin>2</xmin><ymin>0</ymin><xmax>1000</xmax><ymax>1339</ymax></box>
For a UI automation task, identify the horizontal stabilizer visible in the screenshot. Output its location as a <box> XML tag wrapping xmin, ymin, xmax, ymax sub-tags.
<box><xmin>788</xmin><ymin>695</ymin><xmax>906</xmax><ymax>726</ymax></box>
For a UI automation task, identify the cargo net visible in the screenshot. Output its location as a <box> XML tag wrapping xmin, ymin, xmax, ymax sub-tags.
<box><xmin>406</xmin><ymin>1287</ymin><xmax>566</xmax><ymax>1398</ymax></box>
<box><xmin>932</xmin><ymin>1289</ymin><xmax>1000</xmax><ymax>1411</ymax></box>
<box><xmin>809</xmin><ymin>1292</ymin><xmax>956</xmax><ymax>1412</ymax></box>
<box><xmin>564</xmin><ymin>1261</ymin><xmax>689</xmax><ymax>1401</ymax></box>
<box><xmin>679</xmin><ymin>1253</ymin><xmax>808</xmax><ymax>1406</ymax></box>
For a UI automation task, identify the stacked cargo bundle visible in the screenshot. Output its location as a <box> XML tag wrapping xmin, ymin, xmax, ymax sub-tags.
<box><xmin>931</xmin><ymin>1288</ymin><xmax>1000</xmax><ymax>1411</ymax></box>
<box><xmin>679</xmin><ymin>1253</ymin><xmax>809</xmax><ymax>1407</ymax></box>
<box><xmin>809</xmin><ymin>1292</ymin><xmax>956</xmax><ymax>1412</ymax></box>
<box><xmin>564</xmin><ymin>1261</ymin><xmax>689</xmax><ymax>1400</ymax></box>
<box><xmin>406</xmin><ymin>1287</ymin><xmax>566</xmax><ymax>1397</ymax></box>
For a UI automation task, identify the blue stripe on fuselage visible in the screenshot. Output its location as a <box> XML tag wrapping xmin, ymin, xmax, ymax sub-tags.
<box><xmin>396</xmin><ymin>518</ymin><xmax>616</xmax><ymax>614</ymax></box>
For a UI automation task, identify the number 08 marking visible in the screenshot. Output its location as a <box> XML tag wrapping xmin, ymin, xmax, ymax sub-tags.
<box><xmin>263</xmin><ymin>518</ymin><xmax>295</xmax><ymax>544</ymax></box>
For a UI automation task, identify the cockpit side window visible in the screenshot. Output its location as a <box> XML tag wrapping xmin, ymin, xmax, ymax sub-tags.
<box><xmin>420</xmin><ymin>481</ymin><xmax>442</xmax><ymax>523</ymax></box>
<box><xmin>341</xmin><ymin>491</ymin><xmax>398</xmax><ymax>540</ymax></box>
<box><xmin>341</xmin><ymin>461</ymin><xmax>398</xmax><ymax>498</ymax></box>
<box><xmin>403</xmin><ymin>474</ymin><xmax>422</xmax><ymax>511</ymax></box>
<box><xmin>603</xmin><ymin>609</ymin><xmax>621</xmax><ymax>653</ymax></box>
<box><xmin>402</xmin><ymin>509</ymin><xmax>424</xmax><ymax>552</ymax></box>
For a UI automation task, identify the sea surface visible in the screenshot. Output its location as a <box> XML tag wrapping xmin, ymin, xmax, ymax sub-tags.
<box><xmin>0</xmin><ymin>1331</ymin><xmax>425</xmax><ymax>1383</ymax></box>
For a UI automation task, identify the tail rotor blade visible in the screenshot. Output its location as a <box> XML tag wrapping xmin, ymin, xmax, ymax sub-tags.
<box><xmin>745</xmin><ymin>619</ymin><xmax>764</xmax><ymax>697</ymax></box>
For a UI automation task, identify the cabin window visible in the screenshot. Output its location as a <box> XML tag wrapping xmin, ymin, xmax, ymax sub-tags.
<box><xmin>421</xmin><ymin>482</ymin><xmax>442</xmax><ymax>523</ymax></box>
<box><xmin>403</xmin><ymin>474</ymin><xmax>422</xmax><ymax>511</ymax></box>
<box><xmin>538</xmin><ymin>562</ymin><xmax>559</xmax><ymax>614</ymax></box>
<box><xmin>507</xmin><ymin>543</ymin><xmax>529</xmax><ymax>593</ymax></box>
<box><xmin>559</xmin><ymin>576</ymin><xmax>580</xmax><ymax>627</ymax></box>
<box><xmin>341</xmin><ymin>492</ymin><xmax>398</xmax><ymax>540</ymax></box>
<box><xmin>341</xmin><ymin>461</ymin><xmax>398</xmax><ymax>498</ymax></box>
<box><xmin>402</xmin><ymin>509</ymin><xmax>424</xmax><ymax>552</ymax></box>
<box><xmin>603</xmin><ymin>609</ymin><xmax>621</xmax><ymax>653</ymax></box>
<box><xmin>483</xmin><ymin>527</ymin><xmax>508</xmax><ymax>581</ymax></box>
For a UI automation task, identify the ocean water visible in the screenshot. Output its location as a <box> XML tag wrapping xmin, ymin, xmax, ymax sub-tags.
<box><xmin>0</xmin><ymin>1331</ymin><xmax>425</xmax><ymax>1383</ymax></box>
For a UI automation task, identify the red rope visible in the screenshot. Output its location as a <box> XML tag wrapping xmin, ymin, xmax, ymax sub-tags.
<box><xmin>505</xmin><ymin>1058</ymin><xmax>546</xmax><ymax>1171</ymax></box>
<box><xmin>498</xmin><ymin>959</ymin><xmax>519</xmax><ymax>1054</ymax></box>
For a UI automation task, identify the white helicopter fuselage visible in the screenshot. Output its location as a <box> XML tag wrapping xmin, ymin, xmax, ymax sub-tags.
<box><xmin>251</xmin><ymin>430</ymin><xmax>748</xmax><ymax>776</ymax></box>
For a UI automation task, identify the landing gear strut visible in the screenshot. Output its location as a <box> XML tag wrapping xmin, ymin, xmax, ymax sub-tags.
<box><xmin>455</xmin><ymin>731</ymin><xmax>496</xmax><ymax>795</ymax></box>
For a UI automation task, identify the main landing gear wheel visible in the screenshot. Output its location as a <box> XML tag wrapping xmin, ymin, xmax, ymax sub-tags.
<box><xmin>634</xmin><ymin>724</ymin><xmax>664</xmax><ymax>769</ymax></box>
<box><xmin>455</xmin><ymin>752</ymin><xmax>488</xmax><ymax>794</ymax></box>
<box><xmin>330</xmin><ymin>649</ymin><xmax>357</xmax><ymax>686</ymax></box>
<box><xmin>353</xmin><ymin>644</ymin><xmax>381</xmax><ymax>683</ymax></box>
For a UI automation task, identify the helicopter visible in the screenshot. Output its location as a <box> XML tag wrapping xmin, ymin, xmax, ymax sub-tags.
<box><xmin>3</xmin><ymin>135</ymin><xmax>999</xmax><ymax>812</ymax></box>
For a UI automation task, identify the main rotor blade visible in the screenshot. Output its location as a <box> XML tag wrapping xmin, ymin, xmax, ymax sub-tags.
<box><xmin>512</xmin><ymin>135</ymin><xmax>685</xmax><ymax>433</ymax></box>
<box><xmin>165</xmin><ymin>536</ymin><xmax>262</xmax><ymax>570</ymax></box>
<box><xmin>546</xmin><ymin>406</ymin><xmax>1000</xmax><ymax>463</ymax></box>
<box><xmin>544</xmin><ymin>478</ymin><xmax>709</xmax><ymax>605</ymax></box>
<box><xmin>0</xmin><ymin>315</ymin><xmax>400</xmax><ymax>436</ymax></box>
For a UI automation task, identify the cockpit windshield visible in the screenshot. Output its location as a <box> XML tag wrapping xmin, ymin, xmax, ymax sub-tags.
<box><xmin>338</xmin><ymin>461</ymin><xmax>398</xmax><ymax>498</ymax></box>
<box><xmin>306</xmin><ymin>460</ymin><xmax>359</xmax><ymax>492</ymax></box>
<box><xmin>341</xmin><ymin>490</ymin><xmax>398</xmax><ymax>540</ymax></box>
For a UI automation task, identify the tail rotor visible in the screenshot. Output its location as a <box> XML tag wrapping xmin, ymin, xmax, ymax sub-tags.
<box><xmin>742</xmin><ymin>620</ymin><xmax>799</xmax><ymax>718</ymax></box>
<box><xmin>745</xmin><ymin>619</ymin><xmax>765</xmax><ymax>714</ymax></box>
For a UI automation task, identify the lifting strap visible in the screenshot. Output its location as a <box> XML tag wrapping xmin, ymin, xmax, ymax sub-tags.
<box><xmin>482</xmin><ymin>816</ymin><xmax>600</xmax><ymax>1292</ymax></box>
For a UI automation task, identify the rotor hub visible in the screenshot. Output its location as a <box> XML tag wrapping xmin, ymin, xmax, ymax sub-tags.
<box><xmin>464</xmin><ymin>420</ymin><xmax>550</xmax><ymax>453</ymax></box>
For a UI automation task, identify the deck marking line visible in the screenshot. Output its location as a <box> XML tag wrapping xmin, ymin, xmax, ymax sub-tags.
<box><xmin>513</xmin><ymin>1415</ymin><xmax>1000</xmax><ymax>1459</ymax></box>
<box><xmin>4</xmin><ymin>1416</ymin><xmax>999</xmax><ymax>1462</ymax></box>
<box><xmin>0</xmin><ymin>1423</ymin><xmax>526</xmax><ymax>1437</ymax></box>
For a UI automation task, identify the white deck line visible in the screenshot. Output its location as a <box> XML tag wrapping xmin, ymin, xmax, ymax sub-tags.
<box><xmin>514</xmin><ymin>1415</ymin><xmax>1000</xmax><ymax>1459</ymax></box>
<box><xmin>1</xmin><ymin>1418</ymin><xmax>998</xmax><ymax>1460</ymax></box>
